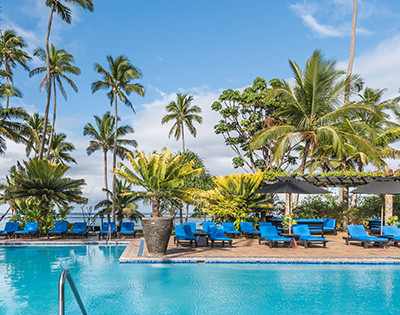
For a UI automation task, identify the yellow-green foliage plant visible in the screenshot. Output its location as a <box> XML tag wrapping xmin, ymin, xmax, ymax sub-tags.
<box><xmin>202</xmin><ymin>171</ymin><xmax>272</xmax><ymax>228</ymax></box>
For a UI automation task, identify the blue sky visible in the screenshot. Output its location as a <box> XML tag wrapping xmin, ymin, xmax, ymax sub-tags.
<box><xmin>2</xmin><ymin>0</ymin><xmax>400</xmax><ymax>204</ymax></box>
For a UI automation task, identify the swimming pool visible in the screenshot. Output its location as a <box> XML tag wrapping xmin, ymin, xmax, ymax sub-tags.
<box><xmin>0</xmin><ymin>246</ymin><xmax>399</xmax><ymax>314</ymax></box>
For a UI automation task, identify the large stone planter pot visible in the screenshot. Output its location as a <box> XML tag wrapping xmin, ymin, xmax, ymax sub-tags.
<box><xmin>142</xmin><ymin>217</ymin><xmax>173</xmax><ymax>256</ymax></box>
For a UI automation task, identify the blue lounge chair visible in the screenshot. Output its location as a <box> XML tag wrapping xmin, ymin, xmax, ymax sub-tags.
<box><xmin>240</xmin><ymin>222</ymin><xmax>260</xmax><ymax>238</ymax></box>
<box><xmin>292</xmin><ymin>224</ymin><xmax>327</xmax><ymax>248</ymax></box>
<box><xmin>202</xmin><ymin>222</ymin><xmax>215</xmax><ymax>234</ymax></box>
<box><xmin>208</xmin><ymin>226</ymin><xmax>232</xmax><ymax>248</ymax></box>
<box><xmin>382</xmin><ymin>226</ymin><xmax>400</xmax><ymax>246</ymax></box>
<box><xmin>14</xmin><ymin>222</ymin><xmax>39</xmax><ymax>239</ymax></box>
<box><xmin>259</xmin><ymin>226</ymin><xmax>292</xmax><ymax>248</ymax></box>
<box><xmin>221</xmin><ymin>222</ymin><xmax>240</xmax><ymax>237</ymax></box>
<box><xmin>183</xmin><ymin>222</ymin><xmax>200</xmax><ymax>235</ymax></box>
<box><xmin>259</xmin><ymin>222</ymin><xmax>273</xmax><ymax>227</ymax></box>
<box><xmin>119</xmin><ymin>222</ymin><xmax>136</xmax><ymax>238</ymax></box>
<box><xmin>368</xmin><ymin>219</ymin><xmax>384</xmax><ymax>234</ymax></box>
<box><xmin>344</xmin><ymin>225</ymin><xmax>388</xmax><ymax>249</ymax></box>
<box><xmin>67</xmin><ymin>222</ymin><xmax>88</xmax><ymax>238</ymax></box>
<box><xmin>323</xmin><ymin>219</ymin><xmax>337</xmax><ymax>235</ymax></box>
<box><xmin>99</xmin><ymin>222</ymin><xmax>116</xmax><ymax>239</ymax></box>
<box><xmin>175</xmin><ymin>225</ymin><xmax>197</xmax><ymax>247</ymax></box>
<box><xmin>47</xmin><ymin>221</ymin><xmax>68</xmax><ymax>239</ymax></box>
<box><xmin>0</xmin><ymin>222</ymin><xmax>19</xmax><ymax>238</ymax></box>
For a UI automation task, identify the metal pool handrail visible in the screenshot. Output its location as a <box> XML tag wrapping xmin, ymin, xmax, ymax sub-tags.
<box><xmin>58</xmin><ymin>269</ymin><xmax>87</xmax><ymax>315</ymax></box>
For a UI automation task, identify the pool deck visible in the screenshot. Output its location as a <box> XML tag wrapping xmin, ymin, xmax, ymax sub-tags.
<box><xmin>119</xmin><ymin>233</ymin><xmax>400</xmax><ymax>264</ymax></box>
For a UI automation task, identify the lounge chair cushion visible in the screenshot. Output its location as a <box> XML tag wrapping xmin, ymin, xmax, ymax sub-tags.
<box><xmin>240</xmin><ymin>222</ymin><xmax>260</xmax><ymax>234</ymax></box>
<box><xmin>202</xmin><ymin>222</ymin><xmax>215</xmax><ymax>234</ymax></box>
<box><xmin>48</xmin><ymin>221</ymin><xmax>68</xmax><ymax>234</ymax></box>
<box><xmin>15</xmin><ymin>222</ymin><xmax>38</xmax><ymax>233</ymax></box>
<box><xmin>221</xmin><ymin>222</ymin><xmax>240</xmax><ymax>233</ymax></box>
<box><xmin>0</xmin><ymin>222</ymin><xmax>19</xmax><ymax>234</ymax></box>
<box><xmin>68</xmin><ymin>222</ymin><xmax>87</xmax><ymax>233</ymax></box>
<box><xmin>120</xmin><ymin>222</ymin><xmax>134</xmax><ymax>233</ymax></box>
<box><xmin>175</xmin><ymin>225</ymin><xmax>197</xmax><ymax>240</ymax></box>
<box><xmin>183</xmin><ymin>222</ymin><xmax>200</xmax><ymax>234</ymax></box>
<box><xmin>260</xmin><ymin>226</ymin><xmax>291</xmax><ymax>242</ymax></box>
<box><xmin>209</xmin><ymin>227</ymin><xmax>231</xmax><ymax>241</ymax></box>
<box><xmin>293</xmin><ymin>224</ymin><xmax>326</xmax><ymax>242</ymax></box>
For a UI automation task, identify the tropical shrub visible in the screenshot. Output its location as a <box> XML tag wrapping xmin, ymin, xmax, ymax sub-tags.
<box><xmin>293</xmin><ymin>194</ymin><xmax>342</xmax><ymax>222</ymax></box>
<box><xmin>386</xmin><ymin>215</ymin><xmax>400</xmax><ymax>226</ymax></box>
<box><xmin>202</xmin><ymin>171</ymin><xmax>273</xmax><ymax>227</ymax></box>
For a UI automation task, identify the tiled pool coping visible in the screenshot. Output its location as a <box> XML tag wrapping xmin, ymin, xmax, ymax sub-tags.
<box><xmin>0</xmin><ymin>241</ymin><xmax>129</xmax><ymax>246</ymax></box>
<box><xmin>120</xmin><ymin>259</ymin><xmax>400</xmax><ymax>265</ymax></box>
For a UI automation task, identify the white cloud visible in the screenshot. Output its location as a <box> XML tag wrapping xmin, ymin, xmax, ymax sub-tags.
<box><xmin>337</xmin><ymin>34</ymin><xmax>400</xmax><ymax>98</ymax></box>
<box><xmin>290</xmin><ymin>1</ymin><xmax>373</xmax><ymax>38</ymax></box>
<box><xmin>290</xmin><ymin>2</ymin><xmax>343</xmax><ymax>37</ymax></box>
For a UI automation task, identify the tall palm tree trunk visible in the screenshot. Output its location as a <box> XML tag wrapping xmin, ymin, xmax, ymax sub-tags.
<box><xmin>39</xmin><ymin>3</ymin><xmax>55</xmax><ymax>159</ymax></box>
<box><xmin>103</xmin><ymin>149</ymin><xmax>111</xmax><ymax>222</ymax></box>
<box><xmin>3</xmin><ymin>55</ymin><xmax>10</xmax><ymax>109</ymax></box>
<box><xmin>181</xmin><ymin>124</ymin><xmax>185</xmax><ymax>152</ymax></box>
<box><xmin>341</xmin><ymin>0</ymin><xmax>358</xmax><ymax>229</ymax></box>
<box><xmin>112</xmin><ymin>93</ymin><xmax>118</xmax><ymax>223</ymax></box>
<box><xmin>46</xmin><ymin>78</ymin><xmax>57</xmax><ymax>159</ymax></box>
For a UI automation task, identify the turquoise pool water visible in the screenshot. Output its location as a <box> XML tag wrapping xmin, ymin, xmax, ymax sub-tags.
<box><xmin>0</xmin><ymin>246</ymin><xmax>399</xmax><ymax>314</ymax></box>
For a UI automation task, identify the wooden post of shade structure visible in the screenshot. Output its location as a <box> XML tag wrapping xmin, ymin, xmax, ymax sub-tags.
<box><xmin>288</xmin><ymin>193</ymin><xmax>293</xmax><ymax>235</ymax></box>
<box><xmin>285</xmin><ymin>193</ymin><xmax>291</xmax><ymax>216</ymax></box>
<box><xmin>385</xmin><ymin>194</ymin><xmax>393</xmax><ymax>220</ymax></box>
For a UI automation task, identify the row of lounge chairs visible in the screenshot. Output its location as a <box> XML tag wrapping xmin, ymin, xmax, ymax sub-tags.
<box><xmin>0</xmin><ymin>221</ymin><xmax>136</xmax><ymax>239</ymax></box>
<box><xmin>344</xmin><ymin>224</ymin><xmax>400</xmax><ymax>249</ymax></box>
<box><xmin>175</xmin><ymin>221</ymin><xmax>328</xmax><ymax>249</ymax></box>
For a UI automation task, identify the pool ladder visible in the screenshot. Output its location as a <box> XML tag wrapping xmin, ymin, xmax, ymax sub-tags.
<box><xmin>58</xmin><ymin>269</ymin><xmax>87</xmax><ymax>315</ymax></box>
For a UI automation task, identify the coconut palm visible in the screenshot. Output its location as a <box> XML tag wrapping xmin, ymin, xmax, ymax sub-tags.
<box><xmin>40</xmin><ymin>0</ymin><xmax>94</xmax><ymax>159</ymax></box>
<box><xmin>0</xmin><ymin>29</ymin><xmax>31</xmax><ymax>108</ymax></box>
<box><xmin>251</xmin><ymin>50</ymin><xmax>374</xmax><ymax>173</ymax></box>
<box><xmin>83</xmin><ymin>111</ymin><xmax>137</xmax><ymax>214</ymax></box>
<box><xmin>95</xmin><ymin>179</ymin><xmax>143</xmax><ymax>228</ymax></box>
<box><xmin>0</xmin><ymin>158</ymin><xmax>87</xmax><ymax>229</ymax></box>
<box><xmin>46</xmin><ymin>132</ymin><xmax>76</xmax><ymax>165</ymax></box>
<box><xmin>29</xmin><ymin>44</ymin><xmax>80</xmax><ymax>158</ymax></box>
<box><xmin>92</xmin><ymin>55</ymin><xmax>145</xmax><ymax>222</ymax></box>
<box><xmin>0</xmin><ymin>106</ymin><xmax>28</xmax><ymax>153</ymax></box>
<box><xmin>161</xmin><ymin>93</ymin><xmax>202</xmax><ymax>152</ymax></box>
<box><xmin>20</xmin><ymin>113</ymin><xmax>47</xmax><ymax>158</ymax></box>
<box><xmin>114</xmin><ymin>148</ymin><xmax>204</xmax><ymax>217</ymax></box>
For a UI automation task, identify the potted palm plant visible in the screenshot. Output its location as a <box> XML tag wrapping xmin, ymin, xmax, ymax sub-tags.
<box><xmin>115</xmin><ymin>148</ymin><xmax>204</xmax><ymax>256</ymax></box>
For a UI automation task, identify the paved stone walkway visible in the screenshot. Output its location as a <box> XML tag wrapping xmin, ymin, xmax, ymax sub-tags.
<box><xmin>119</xmin><ymin>233</ymin><xmax>400</xmax><ymax>263</ymax></box>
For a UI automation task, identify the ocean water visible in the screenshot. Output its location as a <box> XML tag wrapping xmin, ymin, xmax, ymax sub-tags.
<box><xmin>0</xmin><ymin>246</ymin><xmax>399</xmax><ymax>314</ymax></box>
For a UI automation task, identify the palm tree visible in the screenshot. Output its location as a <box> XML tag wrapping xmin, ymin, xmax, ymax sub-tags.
<box><xmin>0</xmin><ymin>106</ymin><xmax>28</xmax><ymax>153</ymax></box>
<box><xmin>251</xmin><ymin>50</ymin><xmax>373</xmax><ymax>173</ymax></box>
<box><xmin>84</xmin><ymin>112</ymin><xmax>137</xmax><ymax>200</ymax></box>
<box><xmin>20</xmin><ymin>113</ymin><xmax>47</xmax><ymax>158</ymax></box>
<box><xmin>161</xmin><ymin>93</ymin><xmax>202</xmax><ymax>152</ymax></box>
<box><xmin>0</xmin><ymin>158</ymin><xmax>87</xmax><ymax>229</ymax></box>
<box><xmin>92</xmin><ymin>55</ymin><xmax>145</xmax><ymax>222</ymax></box>
<box><xmin>114</xmin><ymin>148</ymin><xmax>204</xmax><ymax>217</ymax></box>
<box><xmin>40</xmin><ymin>0</ymin><xmax>94</xmax><ymax>159</ymax></box>
<box><xmin>47</xmin><ymin>132</ymin><xmax>76</xmax><ymax>164</ymax></box>
<box><xmin>29</xmin><ymin>44</ymin><xmax>80</xmax><ymax>158</ymax></box>
<box><xmin>0</xmin><ymin>29</ymin><xmax>31</xmax><ymax>108</ymax></box>
<box><xmin>95</xmin><ymin>179</ymin><xmax>143</xmax><ymax>228</ymax></box>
